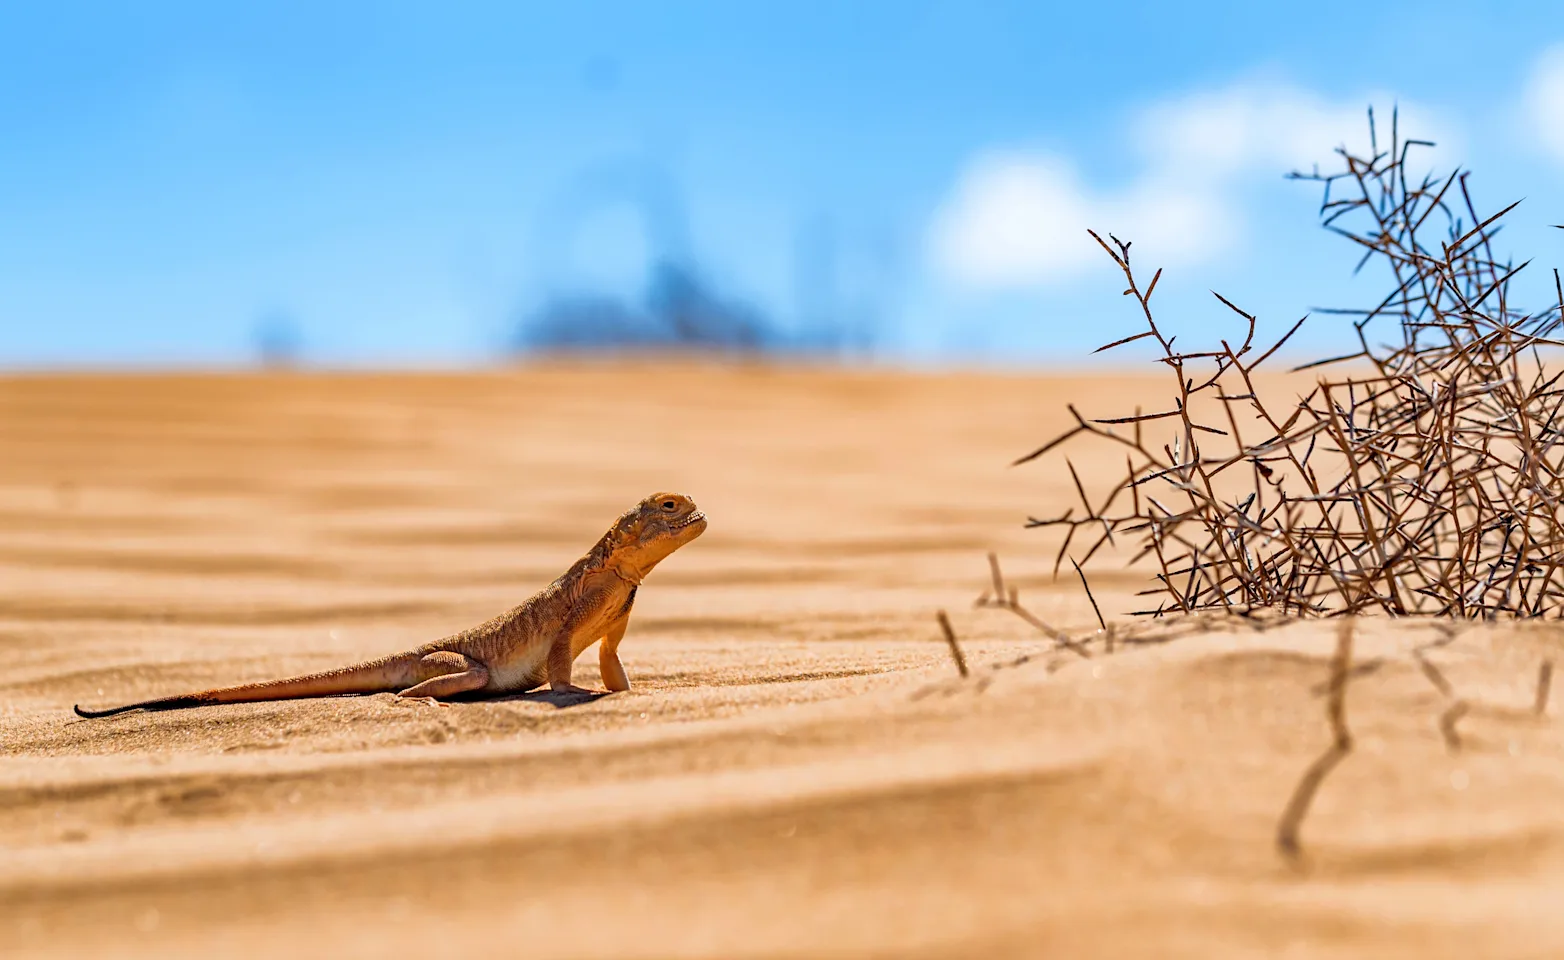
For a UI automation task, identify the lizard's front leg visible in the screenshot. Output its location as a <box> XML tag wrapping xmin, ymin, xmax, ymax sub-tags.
<box><xmin>599</xmin><ymin>615</ymin><xmax>631</xmax><ymax>693</ymax></box>
<box><xmin>546</xmin><ymin>626</ymin><xmax>597</xmax><ymax>696</ymax></box>
<box><xmin>548</xmin><ymin>585</ymin><xmax>627</xmax><ymax>696</ymax></box>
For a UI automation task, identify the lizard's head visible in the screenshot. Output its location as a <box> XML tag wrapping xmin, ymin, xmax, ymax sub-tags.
<box><xmin>606</xmin><ymin>492</ymin><xmax>707</xmax><ymax>579</ymax></box>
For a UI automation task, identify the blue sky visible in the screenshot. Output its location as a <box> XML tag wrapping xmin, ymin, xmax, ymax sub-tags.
<box><xmin>1</xmin><ymin>1</ymin><xmax>1561</xmax><ymax>367</ymax></box>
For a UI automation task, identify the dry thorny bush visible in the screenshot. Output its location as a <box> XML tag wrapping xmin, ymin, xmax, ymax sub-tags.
<box><xmin>1019</xmin><ymin>108</ymin><xmax>1564</xmax><ymax>621</ymax></box>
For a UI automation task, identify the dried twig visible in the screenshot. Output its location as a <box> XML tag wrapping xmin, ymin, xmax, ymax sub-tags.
<box><xmin>1439</xmin><ymin>700</ymin><xmax>1471</xmax><ymax>751</ymax></box>
<box><xmin>1308</xmin><ymin>658</ymin><xmax>1385</xmax><ymax>695</ymax></box>
<box><xmin>1414</xmin><ymin>646</ymin><xmax>1470</xmax><ymax>752</ymax></box>
<box><xmin>935</xmin><ymin>610</ymin><xmax>969</xmax><ymax>678</ymax></box>
<box><xmin>1277</xmin><ymin>620</ymin><xmax>1355</xmax><ymax>862</ymax></box>
<box><xmin>975</xmin><ymin>553</ymin><xmax>1094</xmax><ymax>658</ymax></box>
<box><xmin>1414</xmin><ymin>649</ymin><xmax>1455</xmax><ymax>698</ymax></box>
<box><xmin>1070</xmin><ymin>556</ymin><xmax>1109</xmax><ymax>632</ymax></box>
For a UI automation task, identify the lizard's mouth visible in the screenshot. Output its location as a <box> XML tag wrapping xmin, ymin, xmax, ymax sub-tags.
<box><xmin>670</xmin><ymin>510</ymin><xmax>706</xmax><ymax>530</ymax></box>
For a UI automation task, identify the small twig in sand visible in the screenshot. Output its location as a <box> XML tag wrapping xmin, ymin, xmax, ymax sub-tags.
<box><xmin>1308</xmin><ymin>658</ymin><xmax>1384</xmax><ymax>695</ymax></box>
<box><xmin>975</xmin><ymin>553</ymin><xmax>1093</xmax><ymax>659</ymax></box>
<box><xmin>1414</xmin><ymin>648</ymin><xmax>1469</xmax><ymax>753</ymax></box>
<box><xmin>1277</xmin><ymin>620</ymin><xmax>1355</xmax><ymax>863</ymax></box>
<box><xmin>1439</xmin><ymin>701</ymin><xmax>1471</xmax><ymax>751</ymax></box>
<box><xmin>985</xmin><ymin>551</ymin><xmax>1005</xmax><ymax>603</ymax></box>
<box><xmin>935</xmin><ymin>610</ymin><xmax>969</xmax><ymax>679</ymax></box>
<box><xmin>1070</xmin><ymin>556</ymin><xmax>1108</xmax><ymax>633</ymax></box>
<box><xmin>1537</xmin><ymin>660</ymin><xmax>1554</xmax><ymax>716</ymax></box>
<box><xmin>1414</xmin><ymin>650</ymin><xmax>1455</xmax><ymax>698</ymax></box>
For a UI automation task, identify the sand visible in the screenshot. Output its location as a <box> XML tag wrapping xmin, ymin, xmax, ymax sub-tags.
<box><xmin>3</xmin><ymin>362</ymin><xmax>1563</xmax><ymax>958</ymax></box>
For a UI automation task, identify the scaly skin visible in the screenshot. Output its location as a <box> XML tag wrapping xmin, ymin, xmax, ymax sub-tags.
<box><xmin>73</xmin><ymin>493</ymin><xmax>707</xmax><ymax>717</ymax></box>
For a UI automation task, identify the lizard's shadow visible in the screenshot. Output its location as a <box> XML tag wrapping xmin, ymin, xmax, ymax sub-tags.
<box><xmin>65</xmin><ymin>689</ymin><xmax>612</xmax><ymax>721</ymax></box>
<box><xmin>466</xmin><ymin>689</ymin><xmax>613</xmax><ymax>710</ymax></box>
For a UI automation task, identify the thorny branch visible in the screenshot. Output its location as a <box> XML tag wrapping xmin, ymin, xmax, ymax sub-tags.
<box><xmin>1021</xmin><ymin>108</ymin><xmax>1564</xmax><ymax>622</ymax></box>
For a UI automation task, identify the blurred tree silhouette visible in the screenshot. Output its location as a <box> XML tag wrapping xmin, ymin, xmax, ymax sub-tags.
<box><xmin>515</xmin><ymin>153</ymin><xmax>876</xmax><ymax>357</ymax></box>
<box><xmin>252</xmin><ymin>309</ymin><xmax>302</xmax><ymax>368</ymax></box>
<box><xmin>518</xmin><ymin>258</ymin><xmax>773</xmax><ymax>353</ymax></box>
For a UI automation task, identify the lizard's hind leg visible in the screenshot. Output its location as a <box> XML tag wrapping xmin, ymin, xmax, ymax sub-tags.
<box><xmin>396</xmin><ymin>652</ymin><xmax>490</xmax><ymax>702</ymax></box>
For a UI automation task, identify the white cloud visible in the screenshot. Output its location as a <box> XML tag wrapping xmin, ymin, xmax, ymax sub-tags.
<box><xmin>1525</xmin><ymin>45</ymin><xmax>1564</xmax><ymax>162</ymax></box>
<box><xmin>928</xmin><ymin>154</ymin><xmax>1229</xmax><ymax>287</ymax></box>
<box><xmin>1139</xmin><ymin>88</ymin><xmax>1361</xmax><ymax>177</ymax></box>
<box><xmin>930</xmin><ymin>82</ymin><xmax>1449</xmax><ymax>292</ymax></box>
<box><xmin>928</xmin><ymin>154</ymin><xmax>1093</xmax><ymax>286</ymax></box>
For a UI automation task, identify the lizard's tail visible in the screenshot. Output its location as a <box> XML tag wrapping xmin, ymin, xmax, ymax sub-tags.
<box><xmin>73</xmin><ymin>653</ymin><xmax>423</xmax><ymax>718</ymax></box>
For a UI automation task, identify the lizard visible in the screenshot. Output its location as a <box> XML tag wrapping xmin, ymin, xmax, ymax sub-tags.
<box><xmin>73</xmin><ymin>492</ymin><xmax>706</xmax><ymax>718</ymax></box>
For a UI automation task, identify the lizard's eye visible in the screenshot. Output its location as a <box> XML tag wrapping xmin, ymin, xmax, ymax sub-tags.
<box><xmin>661</xmin><ymin>500</ymin><xmax>677</xmax><ymax>511</ymax></box>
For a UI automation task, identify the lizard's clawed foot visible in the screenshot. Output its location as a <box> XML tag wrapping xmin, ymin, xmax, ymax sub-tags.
<box><xmin>549</xmin><ymin>683</ymin><xmax>600</xmax><ymax>697</ymax></box>
<box><xmin>395</xmin><ymin>695</ymin><xmax>450</xmax><ymax>708</ymax></box>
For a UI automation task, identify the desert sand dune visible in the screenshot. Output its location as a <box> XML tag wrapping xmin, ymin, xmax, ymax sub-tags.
<box><xmin>3</xmin><ymin>363</ymin><xmax>1563</xmax><ymax>958</ymax></box>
